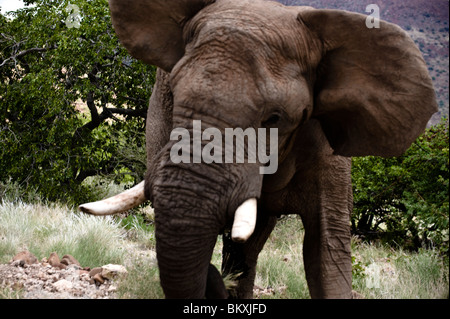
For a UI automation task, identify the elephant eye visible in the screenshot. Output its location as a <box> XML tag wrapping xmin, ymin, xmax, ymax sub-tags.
<box><xmin>262</xmin><ymin>113</ymin><xmax>281</xmax><ymax>127</ymax></box>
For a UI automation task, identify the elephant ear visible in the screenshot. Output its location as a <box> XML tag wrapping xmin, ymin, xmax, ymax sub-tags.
<box><xmin>109</xmin><ymin>0</ymin><xmax>215</xmax><ymax>72</ymax></box>
<box><xmin>298</xmin><ymin>9</ymin><xmax>438</xmax><ymax>157</ymax></box>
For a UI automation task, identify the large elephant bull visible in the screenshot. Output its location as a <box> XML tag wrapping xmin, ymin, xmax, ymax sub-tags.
<box><xmin>79</xmin><ymin>0</ymin><xmax>437</xmax><ymax>298</ymax></box>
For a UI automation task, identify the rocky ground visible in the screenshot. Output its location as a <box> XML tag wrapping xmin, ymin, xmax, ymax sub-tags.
<box><xmin>0</xmin><ymin>251</ymin><xmax>128</xmax><ymax>299</ymax></box>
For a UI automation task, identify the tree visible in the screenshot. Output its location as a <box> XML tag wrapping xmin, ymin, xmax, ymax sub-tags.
<box><xmin>0</xmin><ymin>0</ymin><xmax>155</xmax><ymax>203</ymax></box>
<box><xmin>352</xmin><ymin>118</ymin><xmax>449</xmax><ymax>253</ymax></box>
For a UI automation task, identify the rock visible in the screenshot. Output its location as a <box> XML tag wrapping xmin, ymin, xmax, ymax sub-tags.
<box><xmin>66</xmin><ymin>264</ymin><xmax>81</xmax><ymax>271</ymax></box>
<box><xmin>12</xmin><ymin>251</ymin><xmax>38</xmax><ymax>266</ymax></box>
<box><xmin>53</xmin><ymin>279</ymin><xmax>73</xmax><ymax>292</ymax></box>
<box><xmin>89</xmin><ymin>267</ymin><xmax>103</xmax><ymax>277</ymax></box>
<box><xmin>60</xmin><ymin>254</ymin><xmax>80</xmax><ymax>267</ymax></box>
<box><xmin>11</xmin><ymin>260</ymin><xmax>25</xmax><ymax>267</ymax></box>
<box><xmin>48</xmin><ymin>252</ymin><xmax>60</xmax><ymax>267</ymax></box>
<box><xmin>46</xmin><ymin>267</ymin><xmax>56</xmax><ymax>275</ymax></box>
<box><xmin>57</xmin><ymin>263</ymin><xmax>67</xmax><ymax>270</ymax></box>
<box><xmin>0</xmin><ymin>251</ymin><xmax>120</xmax><ymax>299</ymax></box>
<box><xmin>93</xmin><ymin>273</ymin><xmax>105</xmax><ymax>284</ymax></box>
<box><xmin>78</xmin><ymin>269</ymin><xmax>89</xmax><ymax>276</ymax></box>
<box><xmin>253</xmin><ymin>285</ymin><xmax>275</xmax><ymax>297</ymax></box>
<box><xmin>108</xmin><ymin>285</ymin><xmax>117</xmax><ymax>293</ymax></box>
<box><xmin>47</xmin><ymin>252</ymin><xmax>67</xmax><ymax>270</ymax></box>
<box><xmin>101</xmin><ymin>264</ymin><xmax>128</xmax><ymax>281</ymax></box>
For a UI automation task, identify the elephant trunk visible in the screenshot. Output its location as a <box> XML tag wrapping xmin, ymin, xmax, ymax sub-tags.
<box><xmin>147</xmin><ymin>143</ymin><xmax>262</xmax><ymax>298</ymax></box>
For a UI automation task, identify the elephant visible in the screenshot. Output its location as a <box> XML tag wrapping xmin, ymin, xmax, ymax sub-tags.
<box><xmin>79</xmin><ymin>0</ymin><xmax>437</xmax><ymax>299</ymax></box>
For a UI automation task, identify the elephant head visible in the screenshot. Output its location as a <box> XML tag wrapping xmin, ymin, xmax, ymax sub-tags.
<box><xmin>79</xmin><ymin>0</ymin><xmax>437</xmax><ymax>298</ymax></box>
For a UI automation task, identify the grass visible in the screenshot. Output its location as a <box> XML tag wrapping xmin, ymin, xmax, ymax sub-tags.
<box><xmin>253</xmin><ymin>216</ymin><xmax>310</xmax><ymax>299</ymax></box>
<box><xmin>0</xmin><ymin>196</ymin><xmax>448</xmax><ymax>299</ymax></box>
<box><xmin>0</xmin><ymin>200</ymin><xmax>126</xmax><ymax>268</ymax></box>
<box><xmin>253</xmin><ymin>216</ymin><xmax>449</xmax><ymax>299</ymax></box>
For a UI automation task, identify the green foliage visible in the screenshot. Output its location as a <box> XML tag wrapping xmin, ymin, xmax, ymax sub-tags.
<box><xmin>120</xmin><ymin>213</ymin><xmax>154</xmax><ymax>233</ymax></box>
<box><xmin>352</xmin><ymin>118</ymin><xmax>449</xmax><ymax>253</ymax></box>
<box><xmin>0</xmin><ymin>178</ymin><xmax>40</xmax><ymax>204</ymax></box>
<box><xmin>0</xmin><ymin>0</ymin><xmax>154</xmax><ymax>204</ymax></box>
<box><xmin>351</xmin><ymin>255</ymin><xmax>366</xmax><ymax>281</ymax></box>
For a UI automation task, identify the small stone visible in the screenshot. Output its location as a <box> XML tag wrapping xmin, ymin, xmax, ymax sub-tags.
<box><xmin>93</xmin><ymin>273</ymin><xmax>105</xmax><ymax>284</ymax></box>
<box><xmin>11</xmin><ymin>260</ymin><xmax>25</xmax><ymax>267</ymax></box>
<box><xmin>56</xmin><ymin>263</ymin><xmax>67</xmax><ymax>270</ymax></box>
<box><xmin>12</xmin><ymin>251</ymin><xmax>38</xmax><ymax>265</ymax></box>
<box><xmin>89</xmin><ymin>267</ymin><xmax>103</xmax><ymax>277</ymax></box>
<box><xmin>101</xmin><ymin>264</ymin><xmax>128</xmax><ymax>280</ymax></box>
<box><xmin>108</xmin><ymin>285</ymin><xmax>117</xmax><ymax>292</ymax></box>
<box><xmin>48</xmin><ymin>252</ymin><xmax>61</xmax><ymax>268</ymax></box>
<box><xmin>66</xmin><ymin>264</ymin><xmax>81</xmax><ymax>271</ymax></box>
<box><xmin>60</xmin><ymin>254</ymin><xmax>81</xmax><ymax>267</ymax></box>
<box><xmin>53</xmin><ymin>279</ymin><xmax>73</xmax><ymax>292</ymax></box>
<box><xmin>46</xmin><ymin>267</ymin><xmax>56</xmax><ymax>275</ymax></box>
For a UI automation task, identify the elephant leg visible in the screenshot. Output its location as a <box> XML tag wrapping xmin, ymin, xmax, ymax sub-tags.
<box><xmin>300</xmin><ymin>207</ymin><xmax>352</xmax><ymax>298</ymax></box>
<box><xmin>206</xmin><ymin>264</ymin><xmax>228</xmax><ymax>299</ymax></box>
<box><xmin>222</xmin><ymin>212</ymin><xmax>277</xmax><ymax>299</ymax></box>
<box><xmin>296</xmin><ymin>159</ymin><xmax>353</xmax><ymax>299</ymax></box>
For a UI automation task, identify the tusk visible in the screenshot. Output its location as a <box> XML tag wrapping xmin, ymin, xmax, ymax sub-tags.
<box><xmin>78</xmin><ymin>181</ymin><xmax>146</xmax><ymax>215</ymax></box>
<box><xmin>231</xmin><ymin>198</ymin><xmax>257</xmax><ymax>243</ymax></box>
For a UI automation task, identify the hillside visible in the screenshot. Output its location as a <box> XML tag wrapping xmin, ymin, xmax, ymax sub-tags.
<box><xmin>278</xmin><ymin>0</ymin><xmax>449</xmax><ymax>123</ymax></box>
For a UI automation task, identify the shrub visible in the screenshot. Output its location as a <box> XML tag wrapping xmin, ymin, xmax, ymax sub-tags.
<box><xmin>352</xmin><ymin>118</ymin><xmax>449</xmax><ymax>254</ymax></box>
<box><xmin>0</xmin><ymin>0</ymin><xmax>153</xmax><ymax>204</ymax></box>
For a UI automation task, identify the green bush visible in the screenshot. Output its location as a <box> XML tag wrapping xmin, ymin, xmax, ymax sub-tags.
<box><xmin>352</xmin><ymin>118</ymin><xmax>449</xmax><ymax>254</ymax></box>
<box><xmin>0</xmin><ymin>0</ymin><xmax>153</xmax><ymax>204</ymax></box>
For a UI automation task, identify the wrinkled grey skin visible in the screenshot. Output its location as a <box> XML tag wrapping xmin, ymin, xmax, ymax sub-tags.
<box><xmin>109</xmin><ymin>0</ymin><xmax>437</xmax><ymax>298</ymax></box>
